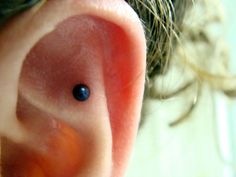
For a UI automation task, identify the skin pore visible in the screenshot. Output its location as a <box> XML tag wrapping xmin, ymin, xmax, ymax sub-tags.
<box><xmin>0</xmin><ymin>1</ymin><xmax>146</xmax><ymax>177</ymax></box>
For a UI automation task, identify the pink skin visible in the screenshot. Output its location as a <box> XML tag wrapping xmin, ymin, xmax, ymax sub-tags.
<box><xmin>0</xmin><ymin>1</ymin><xmax>146</xmax><ymax>177</ymax></box>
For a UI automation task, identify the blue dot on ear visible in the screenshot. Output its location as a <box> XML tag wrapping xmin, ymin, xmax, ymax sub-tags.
<box><xmin>73</xmin><ymin>84</ymin><xmax>90</xmax><ymax>102</ymax></box>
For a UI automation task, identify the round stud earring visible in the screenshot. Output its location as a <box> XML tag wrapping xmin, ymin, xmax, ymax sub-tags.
<box><xmin>72</xmin><ymin>84</ymin><xmax>90</xmax><ymax>102</ymax></box>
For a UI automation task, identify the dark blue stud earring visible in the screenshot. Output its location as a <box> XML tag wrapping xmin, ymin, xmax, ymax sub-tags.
<box><xmin>73</xmin><ymin>84</ymin><xmax>90</xmax><ymax>102</ymax></box>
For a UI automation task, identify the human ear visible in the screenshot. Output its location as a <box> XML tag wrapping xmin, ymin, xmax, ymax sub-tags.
<box><xmin>0</xmin><ymin>1</ymin><xmax>146</xmax><ymax>177</ymax></box>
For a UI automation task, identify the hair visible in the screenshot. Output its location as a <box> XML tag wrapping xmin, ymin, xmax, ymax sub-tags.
<box><xmin>1</xmin><ymin>0</ymin><xmax>236</xmax><ymax>125</ymax></box>
<box><xmin>127</xmin><ymin>0</ymin><xmax>236</xmax><ymax>126</ymax></box>
<box><xmin>0</xmin><ymin>0</ymin><xmax>41</xmax><ymax>25</ymax></box>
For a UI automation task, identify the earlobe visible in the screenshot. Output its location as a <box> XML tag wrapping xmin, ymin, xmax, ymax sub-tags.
<box><xmin>0</xmin><ymin>1</ymin><xmax>146</xmax><ymax>177</ymax></box>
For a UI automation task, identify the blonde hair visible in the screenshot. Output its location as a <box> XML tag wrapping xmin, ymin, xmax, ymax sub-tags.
<box><xmin>127</xmin><ymin>0</ymin><xmax>236</xmax><ymax>126</ymax></box>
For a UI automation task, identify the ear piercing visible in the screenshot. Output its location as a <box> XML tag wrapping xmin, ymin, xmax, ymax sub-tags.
<box><xmin>72</xmin><ymin>84</ymin><xmax>90</xmax><ymax>102</ymax></box>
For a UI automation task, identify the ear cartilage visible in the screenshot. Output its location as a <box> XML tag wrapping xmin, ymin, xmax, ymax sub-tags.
<box><xmin>73</xmin><ymin>84</ymin><xmax>90</xmax><ymax>101</ymax></box>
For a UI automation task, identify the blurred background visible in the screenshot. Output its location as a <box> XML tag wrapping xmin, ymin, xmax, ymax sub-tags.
<box><xmin>220</xmin><ymin>0</ymin><xmax>236</xmax><ymax>176</ymax></box>
<box><xmin>126</xmin><ymin>1</ymin><xmax>236</xmax><ymax>177</ymax></box>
